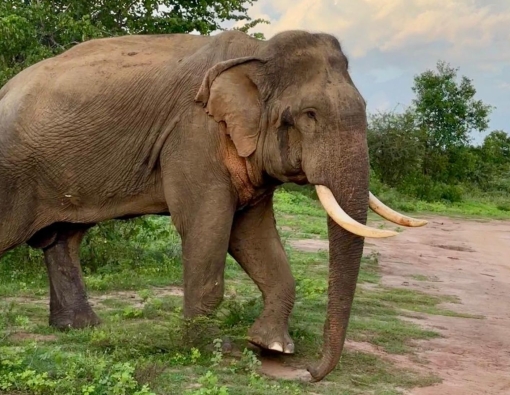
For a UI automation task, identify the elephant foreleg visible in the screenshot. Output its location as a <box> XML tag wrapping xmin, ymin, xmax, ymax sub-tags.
<box><xmin>167</xmin><ymin>189</ymin><xmax>236</xmax><ymax>319</ymax></box>
<box><xmin>229</xmin><ymin>194</ymin><xmax>296</xmax><ymax>354</ymax></box>
<box><xmin>43</xmin><ymin>224</ymin><xmax>100</xmax><ymax>330</ymax></box>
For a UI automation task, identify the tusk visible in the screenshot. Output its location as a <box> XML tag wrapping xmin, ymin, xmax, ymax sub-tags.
<box><xmin>369</xmin><ymin>192</ymin><xmax>428</xmax><ymax>227</ymax></box>
<box><xmin>315</xmin><ymin>185</ymin><xmax>398</xmax><ymax>238</ymax></box>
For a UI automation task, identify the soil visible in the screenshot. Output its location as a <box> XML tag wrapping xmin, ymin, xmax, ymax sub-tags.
<box><xmin>89</xmin><ymin>285</ymin><xmax>184</xmax><ymax>309</ymax></box>
<box><xmin>258</xmin><ymin>357</ymin><xmax>312</xmax><ymax>382</ymax></box>
<box><xmin>5</xmin><ymin>285</ymin><xmax>184</xmax><ymax>310</ymax></box>
<box><xmin>288</xmin><ymin>215</ymin><xmax>510</xmax><ymax>394</ymax></box>
<box><xmin>8</xmin><ymin>332</ymin><xmax>58</xmax><ymax>342</ymax></box>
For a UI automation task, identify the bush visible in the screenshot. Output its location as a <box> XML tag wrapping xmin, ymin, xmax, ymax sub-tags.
<box><xmin>80</xmin><ymin>216</ymin><xmax>179</xmax><ymax>274</ymax></box>
<box><xmin>399</xmin><ymin>176</ymin><xmax>464</xmax><ymax>203</ymax></box>
<box><xmin>367</xmin><ymin>109</ymin><xmax>425</xmax><ymax>188</ymax></box>
<box><xmin>0</xmin><ymin>216</ymin><xmax>182</xmax><ymax>289</ymax></box>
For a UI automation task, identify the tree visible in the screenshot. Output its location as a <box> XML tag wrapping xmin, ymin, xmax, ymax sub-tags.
<box><xmin>366</xmin><ymin>61</ymin><xmax>506</xmax><ymax>202</ymax></box>
<box><xmin>0</xmin><ymin>0</ymin><xmax>267</xmax><ymax>87</ymax></box>
<box><xmin>481</xmin><ymin>130</ymin><xmax>510</xmax><ymax>166</ymax></box>
<box><xmin>476</xmin><ymin>130</ymin><xmax>510</xmax><ymax>192</ymax></box>
<box><xmin>412</xmin><ymin>60</ymin><xmax>493</xmax><ymax>151</ymax></box>
<box><xmin>367</xmin><ymin>108</ymin><xmax>425</xmax><ymax>188</ymax></box>
<box><xmin>410</xmin><ymin>60</ymin><xmax>494</xmax><ymax>186</ymax></box>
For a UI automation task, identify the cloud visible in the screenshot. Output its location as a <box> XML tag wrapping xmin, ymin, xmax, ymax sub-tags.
<box><xmin>368</xmin><ymin>66</ymin><xmax>404</xmax><ymax>83</ymax></box>
<box><xmin>499</xmin><ymin>82</ymin><xmax>510</xmax><ymax>90</ymax></box>
<box><xmin>242</xmin><ymin>0</ymin><xmax>510</xmax><ymax>65</ymax></box>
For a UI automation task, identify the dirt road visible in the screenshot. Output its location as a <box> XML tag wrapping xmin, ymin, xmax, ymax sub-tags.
<box><xmin>288</xmin><ymin>215</ymin><xmax>510</xmax><ymax>393</ymax></box>
<box><xmin>365</xmin><ymin>216</ymin><xmax>510</xmax><ymax>395</ymax></box>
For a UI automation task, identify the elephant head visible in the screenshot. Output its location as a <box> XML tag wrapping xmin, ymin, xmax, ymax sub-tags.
<box><xmin>195</xmin><ymin>31</ymin><xmax>426</xmax><ymax>381</ymax></box>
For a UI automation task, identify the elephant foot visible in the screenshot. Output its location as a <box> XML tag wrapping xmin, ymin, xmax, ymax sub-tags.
<box><xmin>182</xmin><ymin>316</ymin><xmax>224</xmax><ymax>349</ymax></box>
<box><xmin>248</xmin><ymin>320</ymin><xmax>294</xmax><ymax>354</ymax></box>
<box><xmin>49</xmin><ymin>305</ymin><xmax>101</xmax><ymax>330</ymax></box>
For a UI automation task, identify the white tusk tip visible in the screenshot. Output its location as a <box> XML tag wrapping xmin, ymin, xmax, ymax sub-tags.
<box><xmin>369</xmin><ymin>192</ymin><xmax>428</xmax><ymax>228</ymax></box>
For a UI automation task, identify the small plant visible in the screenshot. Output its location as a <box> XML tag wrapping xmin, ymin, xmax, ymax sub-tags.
<box><xmin>211</xmin><ymin>339</ymin><xmax>224</xmax><ymax>367</ymax></box>
<box><xmin>0</xmin><ymin>344</ymin><xmax>157</xmax><ymax>395</ymax></box>
<box><xmin>82</xmin><ymin>384</ymin><xmax>96</xmax><ymax>395</ymax></box>
<box><xmin>167</xmin><ymin>347</ymin><xmax>204</xmax><ymax>367</ymax></box>
<box><xmin>0</xmin><ymin>347</ymin><xmax>57</xmax><ymax>394</ymax></box>
<box><xmin>295</xmin><ymin>272</ymin><xmax>327</xmax><ymax>300</ymax></box>
<box><xmin>239</xmin><ymin>348</ymin><xmax>261</xmax><ymax>373</ymax></box>
<box><xmin>148</xmin><ymin>298</ymin><xmax>163</xmax><ymax>310</ymax></box>
<box><xmin>122</xmin><ymin>306</ymin><xmax>144</xmax><ymax>319</ymax></box>
<box><xmin>190</xmin><ymin>348</ymin><xmax>202</xmax><ymax>364</ymax></box>
<box><xmin>14</xmin><ymin>315</ymin><xmax>31</xmax><ymax>329</ymax></box>
<box><xmin>185</xmin><ymin>371</ymin><xmax>229</xmax><ymax>395</ymax></box>
<box><xmin>168</xmin><ymin>352</ymin><xmax>188</xmax><ymax>366</ymax></box>
<box><xmin>138</xmin><ymin>289</ymin><xmax>153</xmax><ymax>303</ymax></box>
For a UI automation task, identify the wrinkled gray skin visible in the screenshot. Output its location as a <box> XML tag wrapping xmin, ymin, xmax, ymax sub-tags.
<box><xmin>0</xmin><ymin>30</ymin><xmax>368</xmax><ymax>381</ymax></box>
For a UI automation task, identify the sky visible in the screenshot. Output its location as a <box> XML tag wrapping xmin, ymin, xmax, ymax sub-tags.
<box><xmin>224</xmin><ymin>0</ymin><xmax>510</xmax><ymax>145</ymax></box>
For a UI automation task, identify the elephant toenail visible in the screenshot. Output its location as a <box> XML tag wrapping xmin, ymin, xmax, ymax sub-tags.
<box><xmin>284</xmin><ymin>343</ymin><xmax>295</xmax><ymax>354</ymax></box>
<box><xmin>268</xmin><ymin>342</ymin><xmax>283</xmax><ymax>352</ymax></box>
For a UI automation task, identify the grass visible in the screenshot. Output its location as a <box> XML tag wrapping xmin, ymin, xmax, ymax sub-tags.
<box><xmin>0</xmin><ymin>187</ymin><xmax>484</xmax><ymax>395</ymax></box>
<box><xmin>410</xmin><ymin>274</ymin><xmax>432</xmax><ymax>282</ymax></box>
<box><xmin>282</xmin><ymin>181</ymin><xmax>510</xmax><ymax>220</ymax></box>
<box><xmin>367</xmin><ymin>183</ymin><xmax>510</xmax><ymax>220</ymax></box>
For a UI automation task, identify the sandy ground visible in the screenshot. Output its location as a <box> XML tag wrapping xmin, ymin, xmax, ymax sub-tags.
<box><xmin>290</xmin><ymin>215</ymin><xmax>510</xmax><ymax>395</ymax></box>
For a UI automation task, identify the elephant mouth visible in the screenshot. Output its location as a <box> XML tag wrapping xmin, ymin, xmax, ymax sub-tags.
<box><xmin>315</xmin><ymin>185</ymin><xmax>427</xmax><ymax>238</ymax></box>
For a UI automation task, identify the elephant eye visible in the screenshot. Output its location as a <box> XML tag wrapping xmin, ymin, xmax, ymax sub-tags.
<box><xmin>306</xmin><ymin>110</ymin><xmax>316</xmax><ymax>120</ymax></box>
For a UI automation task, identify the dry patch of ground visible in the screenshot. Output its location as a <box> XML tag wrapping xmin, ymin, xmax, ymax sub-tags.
<box><xmin>293</xmin><ymin>216</ymin><xmax>510</xmax><ymax>394</ymax></box>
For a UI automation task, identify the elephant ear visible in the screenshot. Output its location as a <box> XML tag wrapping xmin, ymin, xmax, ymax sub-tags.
<box><xmin>195</xmin><ymin>57</ymin><xmax>263</xmax><ymax>158</ymax></box>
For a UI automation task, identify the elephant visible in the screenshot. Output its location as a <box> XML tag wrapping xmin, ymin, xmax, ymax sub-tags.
<box><xmin>0</xmin><ymin>29</ymin><xmax>427</xmax><ymax>381</ymax></box>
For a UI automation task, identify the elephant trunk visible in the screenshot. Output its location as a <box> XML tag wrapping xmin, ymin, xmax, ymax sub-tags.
<box><xmin>307</xmin><ymin>139</ymin><xmax>370</xmax><ymax>382</ymax></box>
<box><xmin>307</xmin><ymin>190</ymin><xmax>367</xmax><ymax>381</ymax></box>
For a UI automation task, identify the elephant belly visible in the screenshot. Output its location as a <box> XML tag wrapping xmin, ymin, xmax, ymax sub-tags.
<box><xmin>0</xmin><ymin>160</ymin><xmax>168</xmax><ymax>256</ymax></box>
<box><xmin>48</xmin><ymin>175</ymin><xmax>169</xmax><ymax>225</ymax></box>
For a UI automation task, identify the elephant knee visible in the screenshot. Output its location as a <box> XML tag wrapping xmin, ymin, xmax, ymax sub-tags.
<box><xmin>202</xmin><ymin>282</ymin><xmax>224</xmax><ymax>312</ymax></box>
<box><xmin>185</xmin><ymin>281</ymin><xmax>224</xmax><ymax>317</ymax></box>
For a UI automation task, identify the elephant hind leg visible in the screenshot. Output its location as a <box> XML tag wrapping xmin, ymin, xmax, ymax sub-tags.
<box><xmin>42</xmin><ymin>223</ymin><xmax>101</xmax><ymax>330</ymax></box>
